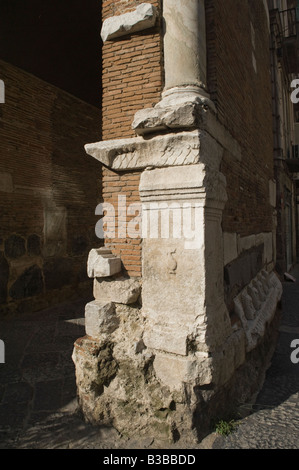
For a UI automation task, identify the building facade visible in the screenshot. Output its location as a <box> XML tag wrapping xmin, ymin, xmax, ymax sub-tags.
<box><xmin>0</xmin><ymin>61</ymin><xmax>101</xmax><ymax>316</ymax></box>
<box><xmin>73</xmin><ymin>0</ymin><xmax>298</xmax><ymax>442</ymax></box>
<box><xmin>269</xmin><ymin>0</ymin><xmax>299</xmax><ymax>273</ymax></box>
<box><xmin>0</xmin><ymin>1</ymin><xmax>101</xmax><ymax>316</ymax></box>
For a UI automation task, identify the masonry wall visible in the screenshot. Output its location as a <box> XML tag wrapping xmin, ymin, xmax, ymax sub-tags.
<box><xmin>0</xmin><ymin>60</ymin><xmax>101</xmax><ymax>316</ymax></box>
<box><xmin>206</xmin><ymin>0</ymin><xmax>274</xmax><ymax>237</ymax></box>
<box><xmin>101</xmin><ymin>0</ymin><xmax>275</xmax><ymax>278</ymax></box>
<box><xmin>205</xmin><ymin>0</ymin><xmax>277</xmax><ymax>313</ymax></box>
<box><xmin>101</xmin><ymin>0</ymin><xmax>163</xmax><ymax>277</ymax></box>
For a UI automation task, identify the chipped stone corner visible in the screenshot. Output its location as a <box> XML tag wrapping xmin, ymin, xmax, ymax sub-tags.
<box><xmin>101</xmin><ymin>3</ymin><xmax>158</xmax><ymax>43</ymax></box>
<box><xmin>87</xmin><ymin>247</ymin><xmax>122</xmax><ymax>278</ymax></box>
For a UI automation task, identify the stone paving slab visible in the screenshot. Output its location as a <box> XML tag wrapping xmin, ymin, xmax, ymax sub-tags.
<box><xmin>0</xmin><ymin>267</ymin><xmax>299</xmax><ymax>450</ymax></box>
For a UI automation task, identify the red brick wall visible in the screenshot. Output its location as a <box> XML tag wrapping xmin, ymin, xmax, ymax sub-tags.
<box><xmin>102</xmin><ymin>0</ymin><xmax>162</xmax><ymax>140</ymax></box>
<box><xmin>101</xmin><ymin>0</ymin><xmax>163</xmax><ymax>277</ymax></box>
<box><xmin>206</xmin><ymin>0</ymin><xmax>274</xmax><ymax>237</ymax></box>
<box><xmin>101</xmin><ymin>169</ymin><xmax>142</xmax><ymax>277</ymax></box>
<box><xmin>0</xmin><ymin>60</ymin><xmax>101</xmax><ymax>315</ymax></box>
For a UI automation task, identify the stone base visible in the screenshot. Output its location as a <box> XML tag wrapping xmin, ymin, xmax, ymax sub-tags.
<box><xmin>132</xmin><ymin>91</ymin><xmax>215</xmax><ymax>136</ymax></box>
<box><xmin>72</xmin><ymin>304</ymin><xmax>197</xmax><ymax>442</ymax></box>
<box><xmin>72</xmin><ymin>298</ymin><xmax>282</xmax><ymax>443</ymax></box>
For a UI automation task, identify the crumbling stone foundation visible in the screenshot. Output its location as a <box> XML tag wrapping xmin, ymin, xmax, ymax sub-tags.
<box><xmin>73</xmin><ymin>290</ymin><xmax>282</xmax><ymax>443</ymax></box>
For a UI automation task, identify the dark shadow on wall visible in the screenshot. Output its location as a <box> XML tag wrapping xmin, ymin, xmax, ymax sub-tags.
<box><xmin>0</xmin><ymin>0</ymin><xmax>103</xmax><ymax>317</ymax></box>
<box><xmin>0</xmin><ymin>298</ymin><xmax>94</xmax><ymax>448</ymax></box>
<box><xmin>44</xmin><ymin>90</ymin><xmax>103</xmax><ymax>301</ymax></box>
<box><xmin>0</xmin><ymin>0</ymin><xmax>101</xmax><ymax>108</ymax></box>
<box><xmin>0</xmin><ymin>62</ymin><xmax>102</xmax><ymax>317</ymax></box>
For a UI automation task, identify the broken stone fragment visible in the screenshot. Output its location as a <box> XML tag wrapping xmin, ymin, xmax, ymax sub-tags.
<box><xmin>93</xmin><ymin>276</ymin><xmax>141</xmax><ymax>305</ymax></box>
<box><xmin>101</xmin><ymin>3</ymin><xmax>157</xmax><ymax>42</ymax></box>
<box><xmin>85</xmin><ymin>300</ymin><xmax>119</xmax><ymax>338</ymax></box>
<box><xmin>87</xmin><ymin>248</ymin><xmax>121</xmax><ymax>278</ymax></box>
<box><xmin>132</xmin><ymin>101</ymin><xmax>203</xmax><ymax>135</ymax></box>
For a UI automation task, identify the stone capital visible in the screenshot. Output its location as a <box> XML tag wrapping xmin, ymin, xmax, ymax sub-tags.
<box><xmin>85</xmin><ymin>130</ymin><xmax>227</xmax><ymax>172</ymax></box>
<box><xmin>139</xmin><ymin>165</ymin><xmax>227</xmax><ymax>208</ymax></box>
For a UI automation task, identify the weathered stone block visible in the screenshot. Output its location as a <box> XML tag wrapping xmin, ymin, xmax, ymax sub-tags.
<box><xmin>247</xmin><ymin>285</ymin><xmax>261</xmax><ymax>311</ymax></box>
<box><xmin>87</xmin><ymin>248</ymin><xmax>121</xmax><ymax>278</ymax></box>
<box><xmin>132</xmin><ymin>101</ymin><xmax>203</xmax><ymax>134</ymax></box>
<box><xmin>93</xmin><ymin>277</ymin><xmax>141</xmax><ymax>305</ymax></box>
<box><xmin>233</xmin><ymin>270</ymin><xmax>282</xmax><ymax>352</ymax></box>
<box><xmin>153</xmin><ymin>353</ymin><xmax>213</xmax><ymax>391</ymax></box>
<box><xmin>72</xmin><ymin>337</ymin><xmax>118</xmax><ymax>395</ymax></box>
<box><xmin>144</xmin><ymin>324</ymin><xmax>188</xmax><ymax>356</ymax></box>
<box><xmin>85</xmin><ymin>130</ymin><xmax>205</xmax><ymax>171</ymax></box>
<box><xmin>263</xmin><ymin>232</ymin><xmax>273</xmax><ymax>263</ymax></box>
<box><xmin>237</xmin><ymin>235</ymin><xmax>256</xmax><ymax>254</ymax></box>
<box><xmin>241</xmin><ymin>291</ymin><xmax>256</xmax><ymax>320</ymax></box>
<box><xmin>101</xmin><ymin>3</ymin><xmax>157</xmax><ymax>42</ymax></box>
<box><xmin>85</xmin><ymin>300</ymin><xmax>118</xmax><ymax>338</ymax></box>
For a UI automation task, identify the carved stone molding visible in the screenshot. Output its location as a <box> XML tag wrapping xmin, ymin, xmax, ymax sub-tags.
<box><xmin>85</xmin><ymin>129</ymin><xmax>232</xmax><ymax>172</ymax></box>
<box><xmin>233</xmin><ymin>270</ymin><xmax>282</xmax><ymax>352</ymax></box>
<box><xmin>139</xmin><ymin>164</ymin><xmax>228</xmax><ymax>208</ymax></box>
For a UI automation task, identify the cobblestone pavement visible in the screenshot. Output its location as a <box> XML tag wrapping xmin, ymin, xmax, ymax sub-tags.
<box><xmin>0</xmin><ymin>266</ymin><xmax>299</xmax><ymax>450</ymax></box>
<box><xmin>0</xmin><ymin>297</ymin><xmax>166</xmax><ymax>450</ymax></box>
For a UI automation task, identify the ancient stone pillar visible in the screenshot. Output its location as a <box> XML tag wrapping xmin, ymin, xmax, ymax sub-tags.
<box><xmin>162</xmin><ymin>0</ymin><xmax>209</xmax><ymax>101</ymax></box>
<box><xmin>132</xmin><ymin>0</ymin><xmax>215</xmax><ymax>134</ymax></box>
<box><xmin>72</xmin><ymin>0</ymin><xmax>282</xmax><ymax>443</ymax></box>
<box><xmin>139</xmin><ymin>158</ymin><xmax>234</xmax><ymax>392</ymax></box>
